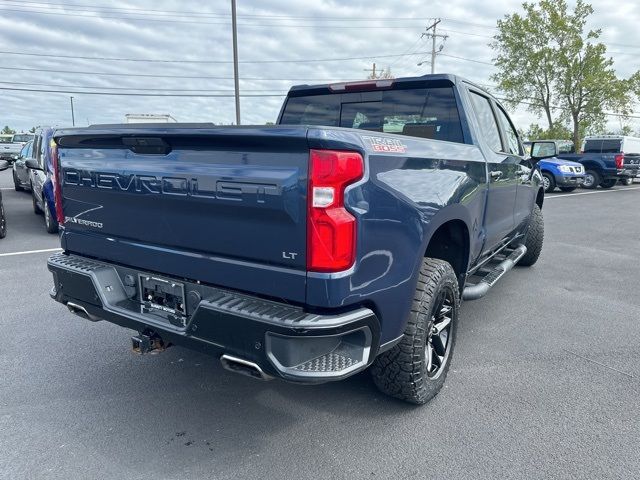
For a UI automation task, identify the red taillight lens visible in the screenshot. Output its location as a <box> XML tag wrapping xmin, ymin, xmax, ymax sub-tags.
<box><xmin>615</xmin><ymin>153</ymin><xmax>624</xmax><ymax>169</ymax></box>
<box><xmin>307</xmin><ymin>149</ymin><xmax>364</xmax><ymax>272</ymax></box>
<box><xmin>50</xmin><ymin>141</ymin><xmax>65</xmax><ymax>224</ymax></box>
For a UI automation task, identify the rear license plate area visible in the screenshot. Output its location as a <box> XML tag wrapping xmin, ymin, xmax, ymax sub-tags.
<box><xmin>139</xmin><ymin>275</ymin><xmax>186</xmax><ymax>321</ymax></box>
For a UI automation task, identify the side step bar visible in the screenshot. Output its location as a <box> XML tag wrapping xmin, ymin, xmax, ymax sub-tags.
<box><xmin>462</xmin><ymin>245</ymin><xmax>527</xmax><ymax>301</ymax></box>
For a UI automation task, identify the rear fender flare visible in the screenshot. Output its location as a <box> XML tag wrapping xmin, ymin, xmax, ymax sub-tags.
<box><xmin>417</xmin><ymin>204</ymin><xmax>474</xmax><ymax>275</ymax></box>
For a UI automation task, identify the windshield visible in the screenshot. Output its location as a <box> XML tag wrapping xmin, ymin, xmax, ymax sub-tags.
<box><xmin>280</xmin><ymin>86</ymin><xmax>465</xmax><ymax>143</ymax></box>
<box><xmin>12</xmin><ymin>134</ymin><xmax>32</xmax><ymax>143</ymax></box>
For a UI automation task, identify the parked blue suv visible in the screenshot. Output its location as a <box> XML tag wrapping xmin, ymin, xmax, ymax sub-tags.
<box><xmin>24</xmin><ymin>127</ymin><xmax>59</xmax><ymax>233</ymax></box>
<box><xmin>524</xmin><ymin>140</ymin><xmax>585</xmax><ymax>192</ymax></box>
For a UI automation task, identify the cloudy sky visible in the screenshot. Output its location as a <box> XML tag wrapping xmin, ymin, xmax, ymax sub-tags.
<box><xmin>0</xmin><ymin>0</ymin><xmax>638</xmax><ymax>134</ymax></box>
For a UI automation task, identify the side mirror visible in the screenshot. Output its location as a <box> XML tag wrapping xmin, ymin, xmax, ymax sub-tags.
<box><xmin>530</xmin><ymin>141</ymin><xmax>558</xmax><ymax>161</ymax></box>
<box><xmin>25</xmin><ymin>158</ymin><xmax>41</xmax><ymax>170</ymax></box>
<box><xmin>0</xmin><ymin>160</ymin><xmax>8</xmax><ymax>171</ymax></box>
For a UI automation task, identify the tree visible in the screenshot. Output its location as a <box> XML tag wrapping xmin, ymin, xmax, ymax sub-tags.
<box><xmin>524</xmin><ymin>122</ymin><xmax>573</xmax><ymax>141</ymax></box>
<box><xmin>491</xmin><ymin>2</ymin><xmax>559</xmax><ymax>129</ymax></box>
<box><xmin>29</xmin><ymin>127</ymin><xmax>36</xmax><ymax>133</ymax></box>
<box><xmin>491</xmin><ymin>0</ymin><xmax>637</xmax><ymax>147</ymax></box>
<box><xmin>1</xmin><ymin>126</ymin><xmax>15</xmax><ymax>134</ymax></box>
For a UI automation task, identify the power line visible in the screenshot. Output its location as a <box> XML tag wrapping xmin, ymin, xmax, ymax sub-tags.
<box><xmin>3</xmin><ymin>2</ymin><xmax>638</xmax><ymax>51</ymax></box>
<box><xmin>0</xmin><ymin>86</ymin><xmax>286</xmax><ymax>97</ymax></box>
<box><xmin>3</xmin><ymin>4</ymin><xmax>637</xmax><ymax>53</ymax></box>
<box><xmin>0</xmin><ymin>0</ymin><xmax>437</xmax><ymax>21</ymax></box>
<box><xmin>0</xmin><ymin>7</ymin><xmax>431</xmax><ymax>28</ymax></box>
<box><xmin>0</xmin><ymin>80</ymin><xmax>284</xmax><ymax>92</ymax></box>
<box><xmin>0</xmin><ymin>65</ymin><xmax>367</xmax><ymax>83</ymax></box>
<box><xmin>2</xmin><ymin>86</ymin><xmax>636</xmax><ymax>120</ymax></box>
<box><xmin>439</xmin><ymin>53</ymin><xmax>495</xmax><ymax>66</ymax></box>
<box><xmin>0</xmin><ymin>49</ymin><xmax>434</xmax><ymax>64</ymax></box>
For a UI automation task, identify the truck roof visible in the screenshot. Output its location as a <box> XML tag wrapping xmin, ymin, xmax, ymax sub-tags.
<box><xmin>584</xmin><ymin>135</ymin><xmax>640</xmax><ymax>141</ymax></box>
<box><xmin>287</xmin><ymin>73</ymin><xmax>488</xmax><ymax>97</ymax></box>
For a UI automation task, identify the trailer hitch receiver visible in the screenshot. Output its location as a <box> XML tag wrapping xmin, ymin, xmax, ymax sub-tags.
<box><xmin>131</xmin><ymin>330</ymin><xmax>170</xmax><ymax>354</ymax></box>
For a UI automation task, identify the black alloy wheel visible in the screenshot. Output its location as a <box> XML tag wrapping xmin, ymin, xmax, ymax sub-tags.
<box><xmin>426</xmin><ymin>289</ymin><xmax>455</xmax><ymax>379</ymax></box>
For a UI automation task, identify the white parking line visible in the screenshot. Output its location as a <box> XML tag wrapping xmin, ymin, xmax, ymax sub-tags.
<box><xmin>546</xmin><ymin>186</ymin><xmax>640</xmax><ymax>199</ymax></box>
<box><xmin>0</xmin><ymin>247</ymin><xmax>62</xmax><ymax>257</ymax></box>
<box><xmin>0</xmin><ymin>187</ymin><xmax>14</xmax><ymax>190</ymax></box>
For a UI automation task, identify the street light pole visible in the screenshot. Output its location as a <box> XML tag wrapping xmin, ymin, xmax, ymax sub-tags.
<box><xmin>231</xmin><ymin>0</ymin><xmax>241</xmax><ymax>125</ymax></box>
<box><xmin>69</xmin><ymin>96</ymin><xmax>75</xmax><ymax>126</ymax></box>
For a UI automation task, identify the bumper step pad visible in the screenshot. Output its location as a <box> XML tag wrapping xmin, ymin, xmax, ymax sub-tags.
<box><xmin>292</xmin><ymin>350</ymin><xmax>359</xmax><ymax>373</ymax></box>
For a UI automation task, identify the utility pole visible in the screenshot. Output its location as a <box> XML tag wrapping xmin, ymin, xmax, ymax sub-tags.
<box><xmin>421</xmin><ymin>19</ymin><xmax>448</xmax><ymax>74</ymax></box>
<box><xmin>69</xmin><ymin>96</ymin><xmax>75</xmax><ymax>126</ymax></box>
<box><xmin>231</xmin><ymin>0</ymin><xmax>241</xmax><ymax>125</ymax></box>
<box><xmin>364</xmin><ymin>63</ymin><xmax>377</xmax><ymax>79</ymax></box>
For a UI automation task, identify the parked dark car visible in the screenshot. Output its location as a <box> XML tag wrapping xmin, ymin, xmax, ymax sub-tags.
<box><xmin>0</xmin><ymin>159</ymin><xmax>9</xmax><ymax>238</ymax></box>
<box><xmin>12</xmin><ymin>140</ymin><xmax>34</xmax><ymax>191</ymax></box>
<box><xmin>47</xmin><ymin>74</ymin><xmax>544</xmax><ymax>404</ymax></box>
<box><xmin>24</xmin><ymin>127</ymin><xmax>59</xmax><ymax>233</ymax></box>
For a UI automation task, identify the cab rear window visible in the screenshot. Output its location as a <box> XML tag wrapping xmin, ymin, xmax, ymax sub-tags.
<box><xmin>583</xmin><ymin>139</ymin><xmax>622</xmax><ymax>153</ymax></box>
<box><xmin>280</xmin><ymin>87</ymin><xmax>464</xmax><ymax>144</ymax></box>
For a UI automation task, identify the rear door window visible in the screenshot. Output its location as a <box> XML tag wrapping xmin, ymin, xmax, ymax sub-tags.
<box><xmin>495</xmin><ymin>106</ymin><xmax>522</xmax><ymax>155</ymax></box>
<box><xmin>468</xmin><ymin>91</ymin><xmax>502</xmax><ymax>152</ymax></box>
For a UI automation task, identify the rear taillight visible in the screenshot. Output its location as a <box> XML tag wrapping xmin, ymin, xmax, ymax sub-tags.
<box><xmin>50</xmin><ymin>141</ymin><xmax>64</xmax><ymax>224</ymax></box>
<box><xmin>307</xmin><ymin>149</ymin><xmax>364</xmax><ymax>272</ymax></box>
<box><xmin>615</xmin><ymin>153</ymin><xmax>624</xmax><ymax>169</ymax></box>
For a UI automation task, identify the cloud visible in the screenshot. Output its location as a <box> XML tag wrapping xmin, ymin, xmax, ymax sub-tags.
<box><xmin>0</xmin><ymin>0</ymin><xmax>637</xmax><ymax>134</ymax></box>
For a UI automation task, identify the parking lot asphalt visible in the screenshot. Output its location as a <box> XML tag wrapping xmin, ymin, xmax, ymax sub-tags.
<box><xmin>1</xmin><ymin>169</ymin><xmax>639</xmax><ymax>480</ymax></box>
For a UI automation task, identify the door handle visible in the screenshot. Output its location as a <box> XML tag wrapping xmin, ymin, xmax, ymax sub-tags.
<box><xmin>489</xmin><ymin>171</ymin><xmax>503</xmax><ymax>181</ymax></box>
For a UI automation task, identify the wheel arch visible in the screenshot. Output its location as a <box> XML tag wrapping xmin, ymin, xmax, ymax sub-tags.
<box><xmin>423</xmin><ymin>213</ymin><xmax>471</xmax><ymax>291</ymax></box>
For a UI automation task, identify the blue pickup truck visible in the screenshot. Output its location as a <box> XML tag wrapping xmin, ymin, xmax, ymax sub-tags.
<box><xmin>547</xmin><ymin>136</ymin><xmax>640</xmax><ymax>189</ymax></box>
<box><xmin>46</xmin><ymin>74</ymin><xmax>544</xmax><ymax>404</ymax></box>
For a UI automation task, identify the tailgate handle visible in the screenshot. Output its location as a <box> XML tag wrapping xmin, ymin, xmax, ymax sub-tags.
<box><xmin>122</xmin><ymin>137</ymin><xmax>171</xmax><ymax>155</ymax></box>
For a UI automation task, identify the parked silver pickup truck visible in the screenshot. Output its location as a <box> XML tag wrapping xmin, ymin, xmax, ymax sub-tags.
<box><xmin>0</xmin><ymin>133</ymin><xmax>32</xmax><ymax>163</ymax></box>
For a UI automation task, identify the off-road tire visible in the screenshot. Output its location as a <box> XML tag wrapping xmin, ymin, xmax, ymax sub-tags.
<box><xmin>371</xmin><ymin>258</ymin><xmax>459</xmax><ymax>405</ymax></box>
<box><xmin>0</xmin><ymin>202</ymin><xmax>6</xmax><ymax>238</ymax></box>
<box><xmin>559</xmin><ymin>187</ymin><xmax>577</xmax><ymax>192</ymax></box>
<box><xmin>519</xmin><ymin>204</ymin><xmax>544</xmax><ymax>267</ymax></box>
<box><xmin>541</xmin><ymin>172</ymin><xmax>555</xmax><ymax>193</ymax></box>
<box><xmin>582</xmin><ymin>170</ymin><xmax>601</xmax><ymax>189</ymax></box>
<box><xmin>599</xmin><ymin>179</ymin><xmax>617</xmax><ymax>189</ymax></box>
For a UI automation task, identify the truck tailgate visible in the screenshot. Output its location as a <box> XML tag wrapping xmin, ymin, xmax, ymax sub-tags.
<box><xmin>54</xmin><ymin>125</ymin><xmax>309</xmax><ymax>302</ymax></box>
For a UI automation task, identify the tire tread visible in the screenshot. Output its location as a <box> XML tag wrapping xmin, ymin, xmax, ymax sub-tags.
<box><xmin>371</xmin><ymin>258</ymin><xmax>459</xmax><ymax>404</ymax></box>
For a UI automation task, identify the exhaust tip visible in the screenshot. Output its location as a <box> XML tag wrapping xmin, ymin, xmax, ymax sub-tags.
<box><xmin>220</xmin><ymin>354</ymin><xmax>271</xmax><ymax>381</ymax></box>
<box><xmin>66</xmin><ymin>301</ymin><xmax>101</xmax><ymax>322</ymax></box>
